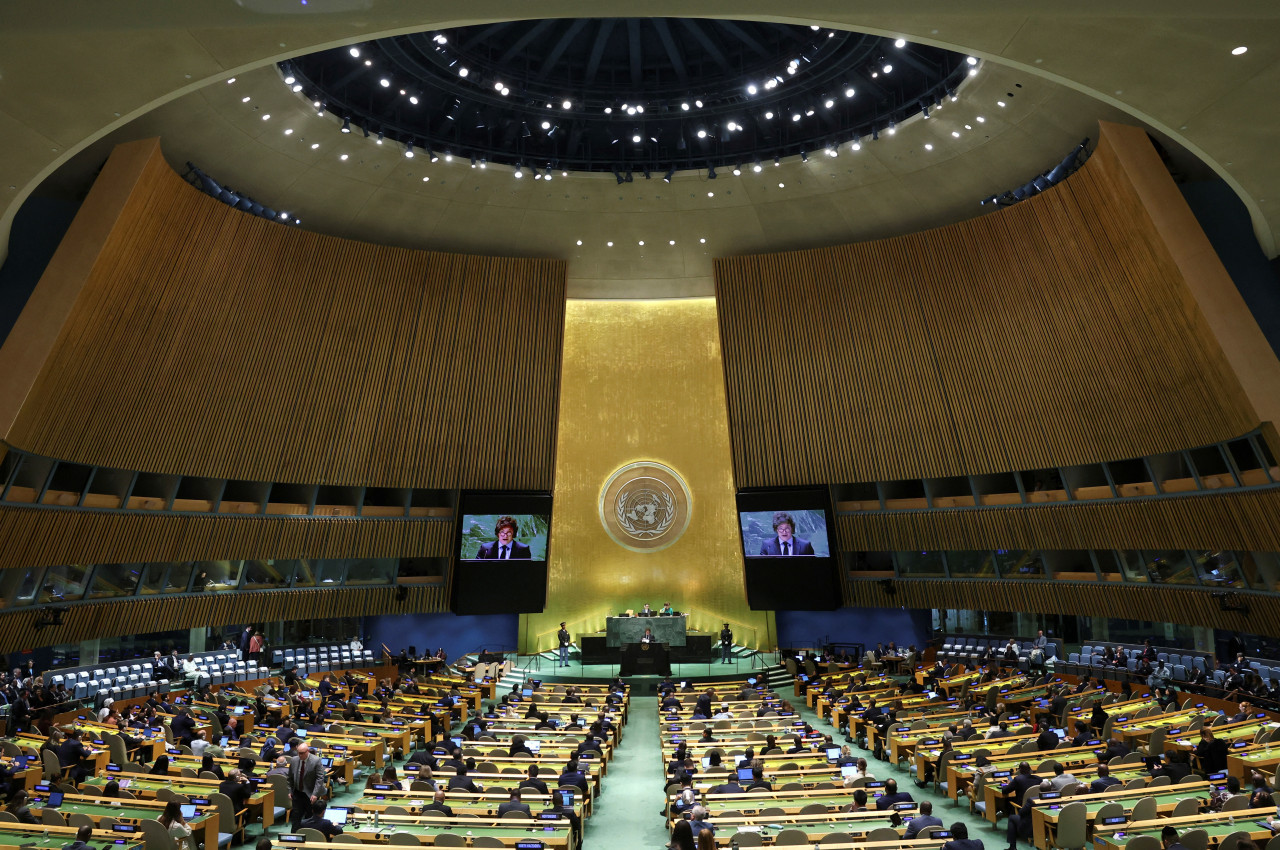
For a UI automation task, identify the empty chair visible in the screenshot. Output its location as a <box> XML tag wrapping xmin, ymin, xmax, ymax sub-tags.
<box><xmin>386</xmin><ymin>834</ymin><xmax>421</xmax><ymax>845</ymax></box>
<box><xmin>730</xmin><ymin>833</ymin><xmax>763</xmax><ymax>847</ymax></box>
<box><xmin>867</xmin><ymin>827</ymin><xmax>901</xmax><ymax>843</ymax></box>
<box><xmin>432</xmin><ymin>834</ymin><xmax>466</xmax><ymax>847</ymax></box>
<box><xmin>41</xmin><ymin>808</ymin><xmax>66</xmax><ymax>827</ymax></box>
<box><xmin>1219</xmin><ymin>832</ymin><xmax>1253</xmax><ymax>850</ymax></box>
<box><xmin>1171</xmin><ymin>797</ymin><xmax>1199</xmax><ymax>818</ymax></box>
<box><xmin>774</xmin><ymin>829</ymin><xmax>810</xmax><ymax>846</ymax></box>
<box><xmin>1181</xmin><ymin>830</ymin><xmax>1210</xmax><ymax>850</ymax></box>
<box><xmin>1052</xmin><ymin>801</ymin><xmax>1088</xmax><ymax>850</ymax></box>
<box><xmin>817</xmin><ymin>834</ymin><xmax>853</xmax><ymax>847</ymax></box>
<box><xmin>1129</xmin><ymin>796</ymin><xmax>1158</xmax><ymax>823</ymax></box>
<box><xmin>1123</xmin><ymin>837</ymin><xmax>1162</xmax><ymax>850</ymax></box>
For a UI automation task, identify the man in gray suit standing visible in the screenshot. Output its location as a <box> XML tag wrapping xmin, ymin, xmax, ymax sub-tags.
<box><xmin>288</xmin><ymin>742</ymin><xmax>326</xmax><ymax>830</ymax></box>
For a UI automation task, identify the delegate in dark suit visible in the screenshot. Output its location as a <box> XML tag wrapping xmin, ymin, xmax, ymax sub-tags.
<box><xmin>497</xmin><ymin>798</ymin><xmax>532</xmax><ymax>817</ymax></box>
<box><xmin>475</xmin><ymin>540</ymin><xmax>531</xmax><ymax>559</ymax></box>
<box><xmin>758</xmin><ymin>536</ymin><xmax>815</xmax><ymax>556</ymax></box>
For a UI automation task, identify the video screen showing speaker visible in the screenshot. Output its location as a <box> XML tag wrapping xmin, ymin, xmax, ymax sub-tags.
<box><xmin>451</xmin><ymin>492</ymin><xmax>551</xmax><ymax>614</ymax></box>
<box><xmin>737</xmin><ymin>488</ymin><xmax>840</xmax><ymax>610</ymax></box>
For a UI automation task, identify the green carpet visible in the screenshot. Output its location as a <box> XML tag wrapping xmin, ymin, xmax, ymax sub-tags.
<box><xmin>582</xmin><ymin>697</ymin><xmax>669</xmax><ymax>850</ymax></box>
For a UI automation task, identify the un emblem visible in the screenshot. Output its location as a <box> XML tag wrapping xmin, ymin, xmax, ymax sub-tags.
<box><xmin>599</xmin><ymin>461</ymin><xmax>692</xmax><ymax>552</ymax></box>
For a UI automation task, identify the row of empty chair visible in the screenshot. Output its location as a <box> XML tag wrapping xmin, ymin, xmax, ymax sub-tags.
<box><xmin>936</xmin><ymin>635</ymin><xmax>1060</xmax><ymax>670</ymax></box>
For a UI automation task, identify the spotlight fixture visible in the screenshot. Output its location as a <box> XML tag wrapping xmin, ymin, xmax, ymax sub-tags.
<box><xmin>921</xmin><ymin>105</ymin><xmax>930</xmax><ymax>119</ymax></box>
<box><xmin>404</xmin><ymin>140</ymin><xmax>414</xmax><ymax>157</ymax></box>
<box><xmin>707</xmin><ymin>164</ymin><xmax>716</xmax><ymax>179</ymax></box>
<box><xmin>732</xmin><ymin>164</ymin><xmax>742</xmax><ymax>176</ymax></box>
<box><xmin>663</xmin><ymin>166</ymin><xmax>676</xmax><ymax>183</ymax></box>
<box><xmin>799</xmin><ymin>149</ymin><xmax>808</xmax><ymax>162</ymax></box>
<box><xmin>340</xmin><ymin>117</ymin><xmax>351</xmax><ymax>133</ymax></box>
<box><xmin>887</xmin><ymin>121</ymin><xmax>896</xmax><ymax>135</ymax></box>
<box><xmin>514</xmin><ymin>163</ymin><xmax>524</xmax><ymax>178</ymax></box>
<box><xmin>872</xmin><ymin>127</ymin><xmax>879</xmax><ymax>141</ymax></box>
<box><xmin>851</xmin><ymin>136</ymin><xmax>862</xmax><ymax>150</ymax></box>
<box><xmin>376</xmin><ymin>131</ymin><xmax>384</xmax><ymax>144</ymax></box>
<box><xmin>773</xmin><ymin>156</ymin><xmax>780</xmax><ymax>167</ymax></box>
<box><xmin>545</xmin><ymin>167</ymin><xmax>554</xmax><ymax>180</ymax></box>
<box><xmin>752</xmin><ymin>160</ymin><xmax>763</xmax><ymax>173</ymax></box>
<box><xmin>470</xmin><ymin>154</ymin><xmax>477</xmax><ymax>167</ymax></box>
<box><xmin>428</xmin><ymin>147</ymin><xmax>440</xmax><ymax>162</ymax></box>
<box><xmin>614</xmin><ymin>167</ymin><xmax>625</xmax><ymax>185</ymax></box>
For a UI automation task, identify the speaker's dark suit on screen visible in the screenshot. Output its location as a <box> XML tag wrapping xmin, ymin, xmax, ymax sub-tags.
<box><xmin>758</xmin><ymin>536</ymin><xmax>815</xmax><ymax>556</ymax></box>
<box><xmin>475</xmin><ymin>540</ymin><xmax>532</xmax><ymax>559</ymax></box>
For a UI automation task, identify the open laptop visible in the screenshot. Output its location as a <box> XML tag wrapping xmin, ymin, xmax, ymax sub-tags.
<box><xmin>180</xmin><ymin>804</ymin><xmax>198</xmax><ymax>820</ymax></box>
<box><xmin>327</xmin><ymin>807</ymin><xmax>350</xmax><ymax>826</ymax></box>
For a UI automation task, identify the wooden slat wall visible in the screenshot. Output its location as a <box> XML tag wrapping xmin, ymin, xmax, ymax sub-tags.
<box><xmin>836</xmin><ymin>489</ymin><xmax>1280</xmax><ymax>552</ymax></box>
<box><xmin>0</xmin><ymin>585</ymin><xmax>445</xmax><ymax>654</ymax></box>
<box><xmin>0</xmin><ymin>506</ymin><xmax>452</xmax><ymax>571</ymax></box>
<box><xmin>715</xmin><ymin>132</ymin><xmax>1256</xmax><ymax>487</ymax></box>
<box><xmin>844</xmin><ymin>578</ymin><xmax>1280</xmax><ymax>637</ymax></box>
<box><xmin>5</xmin><ymin>140</ymin><xmax>565</xmax><ymax>490</ymax></box>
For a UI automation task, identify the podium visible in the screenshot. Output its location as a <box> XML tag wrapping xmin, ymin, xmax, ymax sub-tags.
<box><xmin>620</xmin><ymin>642</ymin><xmax>671</xmax><ymax>676</ymax></box>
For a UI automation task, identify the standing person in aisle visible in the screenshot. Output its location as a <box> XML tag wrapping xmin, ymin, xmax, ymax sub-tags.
<box><xmin>558</xmin><ymin>622</ymin><xmax>572</xmax><ymax>668</ymax></box>
<box><xmin>720</xmin><ymin>624</ymin><xmax>733</xmax><ymax>664</ymax></box>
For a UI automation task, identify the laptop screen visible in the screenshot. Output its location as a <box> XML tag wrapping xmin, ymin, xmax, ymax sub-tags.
<box><xmin>825</xmin><ymin>747</ymin><xmax>841</xmax><ymax>762</ymax></box>
<box><xmin>327</xmin><ymin>808</ymin><xmax>349</xmax><ymax>826</ymax></box>
<box><xmin>558</xmin><ymin>789</ymin><xmax>574</xmax><ymax>807</ymax></box>
<box><xmin>46</xmin><ymin>791</ymin><xmax>64</xmax><ymax>808</ymax></box>
<box><xmin>180</xmin><ymin>805</ymin><xmax>198</xmax><ymax>820</ymax></box>
<box><xmin>737</xmin><ymin>768</ymin><xmax>754</xmax><ymax>782</ymax></box>
<box><xmin>527</xmin><ymin>741</ymin><xmax>542</xmax><ymax>753</ymax></box>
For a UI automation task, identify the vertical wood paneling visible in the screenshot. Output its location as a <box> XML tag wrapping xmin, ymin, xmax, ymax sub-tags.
<box><xmin>715</xmin><ymin>133</ymin><xmax>1257</xmax><ymax>487</ymax></box>
<box><xmin>0</xmin><ymin>506</ymin><xmax>452</xmax><ymax>571</ymax></box>
<box><xmin>5</xmin><ymin>141</ymin><xmax>565</xmax><ymax>490</ymax></box>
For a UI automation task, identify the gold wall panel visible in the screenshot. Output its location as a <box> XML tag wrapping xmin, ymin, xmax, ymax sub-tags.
<box><xmin>521</xmin><ymin>299</ymin><xmax>772</xmax><ymax>652</ymax></box>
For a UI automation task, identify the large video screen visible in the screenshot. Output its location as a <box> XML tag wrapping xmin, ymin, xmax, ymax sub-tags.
<box><xmin>458</xmin><ymin>514</ymin><xmax>549</xmax><ymax>561</ymax></box>
<box><xmin>452</xmin><ymin>492</ymin><xmax>552</xmax><ymax>615</ymax></box>
<box><xmin>736</xmin><ymin>488</ymin><xmax>840</xmax><ymax>610</ymax></box>
<box><xmin>739</xmin><ymin>509</ymin><xmax>830</xmax><ymax>558</ymax></box>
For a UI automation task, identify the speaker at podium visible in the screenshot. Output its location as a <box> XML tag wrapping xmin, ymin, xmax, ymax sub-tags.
<box><xmin>620</xmin><ymin>641</ymin><xmax>671</xmax><ymax>676</ymax></box>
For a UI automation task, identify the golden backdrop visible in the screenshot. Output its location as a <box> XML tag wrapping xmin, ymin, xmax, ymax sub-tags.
<box><xmin>520</xmin><ymin>298</ymin><xmax>773</xmax><ymax>653</ymax></box>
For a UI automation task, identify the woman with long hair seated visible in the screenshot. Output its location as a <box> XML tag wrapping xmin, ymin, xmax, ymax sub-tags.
<box><xmin>668</xmin><ymin>819</ymin><xmax>696</xmax><ymax>850</ymax></box>
<box><xmin>158</xmin><ymin>800</ymin><xmax>193</xmax><ymax>850</ymax></box>
<box><xmin>149</xmin><ymin>754</ymin><xmax>170</xmax><ymax>775</ymax></box>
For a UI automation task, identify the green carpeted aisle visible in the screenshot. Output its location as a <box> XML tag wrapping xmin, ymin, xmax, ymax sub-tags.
<box><xmin>582</xmin><ymin>696</ymin><xmax>669</xmax><ymax>850</ymax></box>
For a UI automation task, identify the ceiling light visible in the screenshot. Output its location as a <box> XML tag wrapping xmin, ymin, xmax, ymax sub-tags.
<box><xmin>952</xmin><ymin>131</ymin><xmax>961</xmax><ymax>138</ymax></box>
<box><xmin>458</xmin><ymin>67</ymin><xmax>469</xmax><ymax>77</ymax></box>
<box><xmin>409</xmin><ymin>96</ymin><xmax>418</xmax><ymax>105</ymax></box>
<box><xmin>242</xmin><ymin>96</ymin><xmax>251</xmax><ymax>103</ymax></box>
<box><xmin>311</xmin><ymin>143</ymin><xmax>320</xmax><ymax>149</ymax></box>
<box><xmin>732</xmin><ymin>164</ymin><xmax>742</xmax><ymax>176</ymax></box>
<box><xmin>380</xmin><ymin>78</ymin><xmax>390</xmax><ymax>87</ymax></box>
<box><xmin>707</xmin><ymin>192</ymin><xmax>714</xmax><ymax>197</ymax></box>
<box><xmin>764</xmin><ymin>111</ymin><xmax>774</xmax><ymax>120</ymax></box>
<box><xmin>887</xmin><ymin>121</ymin><xmax>896</xmax><ymax>135</ymax></box>
<box><xmin>376</xmin><ymin>131</ymin><xmax>383</xmax><ymax>144</ymax></box>
<box><xmin>1232</xmin><ymin>46</ymin><xmax>1248</xmax><ymax>55</ymax></box>
<box><xmin>967</xmin><ymin>56</ymin><xmax>978</xmax><ymax>65</ymax></box>
<box><xmin>284</xmin><ymin>75</ymin><xmax>296</xmax><ymax>85</ymax></box>
<box><xmin>805</xmin><ymin>109</ymin><xmax>815</xmax><ymax>116</ymax></box>
<box><xmin>261</xmin><ymin>114</ymin><xmax>270</xmax><ymax>121</ymax></box>
<box><xmin>480</xmin><ymin>159</ymin><xmax>486</xmax><ymax>168</ymax></box>
<box><xmin>695</xmin><ymin>100</ymin><xmax>703</xmax><ymax>108</ymax></box>
<box><xmin>922</xmin><ymin>105</ymin><xmax>930</xmax><ymax>119</ymax></box>
<box><xmin>340</xmin><ymin>117</ymin><xmax>351</xmax><ymax>133</ymax></box>
<box><xmin>534</xmin><ymin>172</ymin><xmax>541</xmax><ymax>180</ymax></box>
<box><xmin>313</xmin><ymin>100</ymin><xmax>321</xmax><ymax>108</ymax></box>
<box><xmin>663</xmin><ymin>166</ymin><xmax>676</xmax><ymax>183</ymax></box>
<box><xmin>404</xmin><ymin>140</ymin><xmax>414</xmax><ymax>157</ymax></box>
<box><xmin>636</xmin><ymin>106</ymin><xmax>644</xmax><ymax>114</ymax></box>
<box><xmin>514</xmin><ymin>164</ymin><xmax>524</xmax><ymax>178</ymax></box>
<box><xmin>632</xmin><ymin>134</ymin><xmax>642</xmax><ymax>143</ymax></box>
<box><xmin>787</xmin><ymin>66</ymin><xmax>797</xmax><ymax>75</ymax></box>
<box><xmin>470</xmin><ymin>154</ymin><xmax>477</xmax><ymax>167</ymax></box>
<box><xmin>226</xmin><ymin>77</ymin><xmax>236</xmax><ymax>84</ymax></box>
<box><xmin>421</xmin><ymin>175</ymin><xmax>429</xmax><ymax>181</ymax></box>
<box><xmin>501</xmin><ymin>87</ymin><xmax>510</xmax><ymax>96</ymax></box>
<box><xmin>638</xmin><ymin>241</ymin><xmax>644</xmax><ymax>246</ymax></box>
<box><xmin>284</xmin><ymin>128</ymin><xmax>293</xmax><ymax>135</ymax></box>
<box><xmin>279</xmin><ymin>211</ymin><xmax>289</xmax><ymax>219</ymax></box>
<box><xmin>349</xmin><ymin>47</ymin><xmax>360</xmax><ymax>58</ymax></box>
<box><xmin>669</xmin><ymin>240</ymin><xmax>675</xmax><ymax>245</ymax></box>
<box><xmin>542</xmin><ymin>121</ymin><xmax>551</xmax><ymax>130</ymax></box>
<box><xmin>627</xmin><ymin>106</ymin><xmax>637</xmax><ymax>115</ymax></box>
<box><xmin>810</xmin><ymin>25</ymin><xmax>820</xmax><ymax>31</ymax></box>
<box><xmin>545</xmin><ymin>167</ymin><xmax>554</xmax><ymax>180</ymax></box>
<box><xmin>882</xmin><ymin>64</ymin><xmax>893</xmax><ymax>74</ymax></box>
<box><xmin>778</xmin><ymin>182</ymin><xmax>785</xmax><ymax>188</ymax></box>
<box><xmin>977</xmin><ymin>116</ymin><xmax>985</xmax><ymax>122</ymax></box>
<box><xmin>681</xmin><ymin>102</ymin><xmax>690</xmax><ymax>111</ymax></box>
<box><xmin>292</xmin><ymin>84</ymin><xmax>303</xmax><ymax>92</ymax></box>
<box><xmin>747</xmin><ymin>84</ymin><xmax>758</xmax><ymax>95</ymax></box>
<box><xmin>774</xmin><ymin>156</ymin><xmax>780</xmax><ymax>167</ymax></box>
<box><xmin>699</xmin><ymin>238</ymin><xmax>706</xmax><ymax>243</ymax></box>
<box><xmin>340</xmin><ymin>153</ymin><xmax>349</xmax><ymax>160</ymax></box>
<box><xmin>997</xmin><ymin>101</ymin><xmax>1006</xmax><ymax>107</ymax></box>
<box><xmin>607</xmin><ymin>241</ymin><xmax>614</xmax><ymax>247</ymax></box>
<box><xmin>949</xmin><ymin>90</ymin><xmax>958</xmax><ymax>102</ymax></box>
<box><xmin>495</xmin><ymin>82</ymin><xmax>504</xmax><ymax>91</ymax></box>
<box><xmin>824</xmin><ymin>99</ymin><xmax>834</xmax><ymax>108</ymax></box>
<box><xmin>604</xmin><ymin>107</ymin><xmax>613</xmax><ymax>114</ymax></box>
<box><xmin>851</xmin><ymin>138</ymin><xmax>861</xmax><ymax>151</ymax></box>
<box><xmin>364</xmin><ymin>60</ymin><xmax>372</xmax><ymax>66</ymax></box>
<box><xmin>792</xmin><ymin>113</ymin><xmax>801</xmax><ymax>122</ymax></box>
<box><xmin>800</xmin><ymin>149</ymin><xmax>808</xmax><ymax>162</ymax></box>
<box><xmin>399</xmin><ymin>89</ymin><xmax>406</xmax><ymax>96</ymax></box>
<box><xmin>753</xmin><ymin>161</ymin><xmax>763</xmax><ymax>173</ymax></box>
<box><xmin>576</xmin><ymin>240</ymin><xmax>582</xmax><ymax>246</ymax></box>
<box><xmin>826</xmin><ymin>145</ymin><xmax>837</xmax><ymax>157</ymax></box>
<box><xmin>562</xmin><ymin>100</ymin><xmax>572</xmax><ymax>109</ymax></box>
<box><xmin>894</xmin><ymin>38</ymin><xmax>906</xmax><ymax>48</ymax></box>
<box><xmin>429</xmin><ymin>149</ymin><xmax>440</xmax><ymax>162</ymax></box>
<box><xmin>969</xmin><ymin>68</ymin><xmax>978</xmax><ymax>76</ymax></box>
<box><xmin>924</xmin><ymin>144</ymin><xmax>933</xmax><ymax>151</ymax></box>
<box><xmin>696</xmin><ymin>129</ymin><xmax>707</xmax><ymax>139</ymax></box>
<box><xmin>964</xmin><ymin>124</ymin><xmax>973</xmax><ymax>130</ymax></box>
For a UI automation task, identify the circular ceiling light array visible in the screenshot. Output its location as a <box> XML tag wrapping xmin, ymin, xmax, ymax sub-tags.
<box><xmin>280</xmin><ymin>20</ymin><xmax>975</xmax><ymax>179</ymax></box>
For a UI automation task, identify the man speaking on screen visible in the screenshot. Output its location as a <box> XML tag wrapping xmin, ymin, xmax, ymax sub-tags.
<box><xmin>758</xmin><ymin>511</ymin><xmax>815</xmax><ymax>556</ymax></box>
<box><xmin>476</xmin><ymin>516</ymin><xmax>532</xmax><ymax>559</ymax></box>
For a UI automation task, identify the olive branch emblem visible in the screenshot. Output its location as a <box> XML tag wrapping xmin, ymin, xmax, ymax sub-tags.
<box><xmin>615</xmin><ymin>487</ymin><xmax>677</xmax><ymax>539</ymax></box>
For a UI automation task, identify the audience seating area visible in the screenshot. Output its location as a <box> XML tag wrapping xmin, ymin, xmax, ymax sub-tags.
<box><xmin>269</xmin><ymin>644</ymin><xmax>376</xmax><ymax>676</ymax></box>
<box><xmin>936</xmin><ymin>635</ymin><xmax>1060</xmax><ymax>670</ymax></box>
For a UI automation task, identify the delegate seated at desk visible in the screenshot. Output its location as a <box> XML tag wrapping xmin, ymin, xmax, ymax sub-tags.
<box><xmin>659</xmin><ymin>602</ymin><xmax>674</xmax><ymax>615</ymax></box>
<box><xmin>639</xmin><ymin>604</ymin><xmax>653</xmax><ymax>616</ymax></box>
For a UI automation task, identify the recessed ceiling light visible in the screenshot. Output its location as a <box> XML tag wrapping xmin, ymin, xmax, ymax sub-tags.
<box><xmin>976</xmin><ymin>116</ymin><xmax>985</xmax><ymax>122</ymax></box>
<box><xmin>380</xmin><ymin>79</ymin><xmax>390</xmax><ymax>87</ymax></box>
<box><xmin>261</xmin><ymin>114</ymin><xmax>270</xmax><ymax>120</ymax></box>
<box><xmin>681</xmin><ymin>102</ymin><xmax>690</xmax><ymax>111</ymax></box>
<box><xmin>997</xmin><ymin>101</ymin><xmax>1006</xmax><ymax>107</ymax></box>
<box><xmin>924</xmin><ymin>144</ymin><xmax>933</xmax><ymax>151</ymax></box>
<box><xmin>562</xmin><ymin>100</ymin><xmax>572</xmax><ymax>109</ymax></box>
<box><xmin>501</xmin><ymin>87</ymin><xmax>510</xmax><ymax>96</ymax></box>
<box><xmin>894</xmin><ymin>38</ymin><xmax>906</xmax><ymax>48</ymax></box>
<box><xmin>241</xmin><ymin>96</ymin><xmax>251</xmax><ymax>103</ymax></box>
<box><xmin>778</xmin><ymin>182</ymin><xmax>785</xmax><ymax>188</ymax></box>
<box><xmin>459</xmin><ymin>67</ymin><xmax>469</xmax><ymax>77</ymax></box>
<box><xmin>669</xmin><ymin>240</ymin><xmax>675</xmax><ymax>245</ymax></box>
<box><xmin>824</xmin><ymin>99</ymin><xmax>834</xmax><ymax>108</ymax></box>
<box><xmin>607</xmin><ymin>241</ymin><xmax>614</xmax><ymax>247</ymax></box>
<box><xmin>696</xmin><ymin>129</ymin><xmax>707</xmax><ymax>138</ymax></box>
<box><xmin>952</xmin><ymin>131</ymin><xmax>960</xmax><ymax>138</ymax></box>
<box><xmin>340</xmin><ymin>153</ymin><xmax>349</xmax><ymax>160</ymax></box>
<box><xmin>707</xmin><ymin>192</ymin><xmax>714</xmax><ymax>197</ymax></box>
<box><xmin>966</xmin><ymin>56</ymin><xmax>978</xmax><ymax>65</ymax></box>
<box><xmin>764</xmin><ymin>112</ymin><xmax>774</xmax><ymax>120</ymax></box>
<box><xmin>638</xmin><ymin>240</ymin><xmax>644</xmax><ymax>246</ymax></box>
<box><xmin>349</xmin><ymin>47</ymin><xmax>360</xmax><ymax>58</ymax></box>
<box><xmin>495</xmin><ymin>82</ymin><xmax>504</xmax><ymax>91</ymax></box>
<box><xmin>632</xmin><ymin>134</ymin><xmax>642</xmax><ymax>143</ymax></box>
<box><xmin>409</xmin><ymin>96</ymin><xmax>418</xmax><ymax>105</ymax></box>
<box><xmin>226</xmin><ymin>78</ymin><xmax>236</xmax><ymax>84</ymax></box>
<box><xmin>1232</xmin><ymin>46</ymin><xmax>1248</xmax><ymax>55</ymax></box>
<box><xmin>604</xmin><ymin>107</ymin><xmax>613</xmax><ymax>114</ymax></box>
<box><xmin>284</xmin><ymin>129</ymin><xmax>293</xmax><ymax>135</ymax></box>
<box><xmin>699</xmin><ymin>238</ymin><xmax>706</xmax><ymax>243</ymax></box>
<box><xmin>882</xmin><ymin>64</ymin><xmax>893</xmax><ymax>73</ymax></box>
<box><xmin>364</xmin><ymin>60</ymin><xmax>372</xmax><ymax>66</ymax></box>
<box><xmin>845</xmin><ymin>87</ymin><xmax>855</xmax><ymax>98</ymax></box>
<box><xmin>542</xmin><ymin>121</ymin><xmax>551</xmax><ymax>130</ymax></box>
<box><xmin>695</xmin><ymin>100</ymin><xmax>703</xmax><ymax>108</ymax></box>
<box><xmin>964</xmin><ymin>124</ymin><xmax>972</xmax><ymax>130</ymax></box>
<box><xmin>311</xmin><ymin>143</ymin><xmax>319</xmax><ymax>149</ymax></box>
